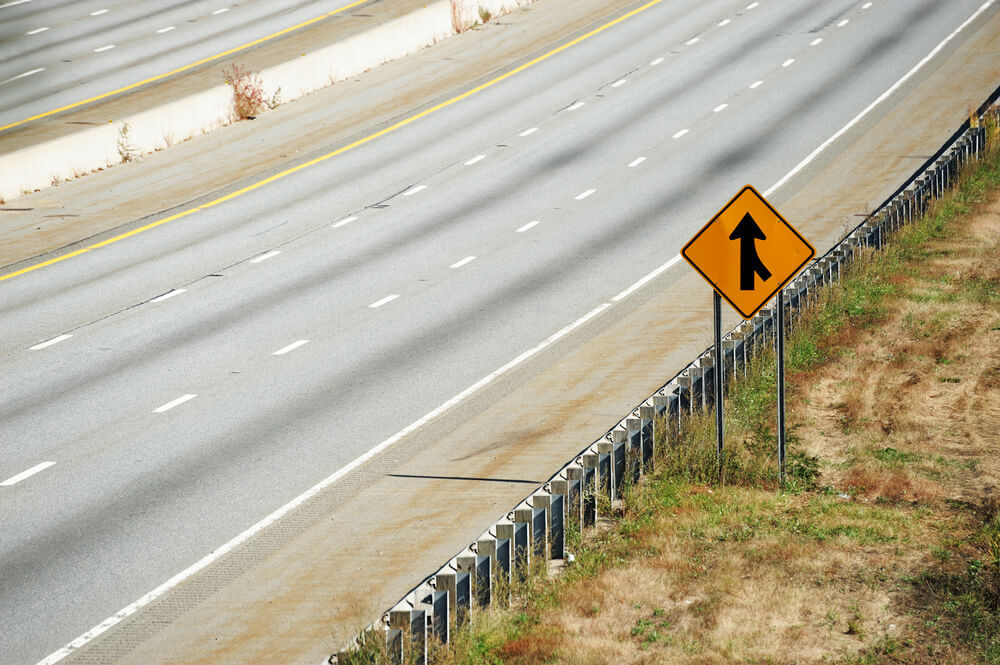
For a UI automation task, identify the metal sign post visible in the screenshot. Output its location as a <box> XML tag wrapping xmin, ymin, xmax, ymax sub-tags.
<box><xmin>713</xmin><ymin>291</ymin><xmax>724</xmax><ymax>483</ymax></box>
<box><xmin>776</xmin><ymin>288</ymin><xmax>786</xmax><ymax>484</ymax></box>
<box><xmin>682</xmin><ymin>185</ymin><xmax>814</xmax><ymax>486</ymax></box>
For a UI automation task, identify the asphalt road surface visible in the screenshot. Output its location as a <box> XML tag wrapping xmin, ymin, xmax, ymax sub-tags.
<box><xmin>1</xmin><ymin>0</ymin><xmax>998</xmax><ymax>663</ymax></box>
<box><xmin>0</xmin><ymin>0</ymin><xmax>362</xmax><ymax>127</ymax></box>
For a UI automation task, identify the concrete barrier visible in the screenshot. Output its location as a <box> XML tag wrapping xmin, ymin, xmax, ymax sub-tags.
<box><xmin>0</xmin><ymin>0</ymin><xmax>540</xmax><ymax>203</ymax></box>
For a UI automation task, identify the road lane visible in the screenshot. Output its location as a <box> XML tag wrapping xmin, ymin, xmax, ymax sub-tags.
<box><xmin>1</xmin><ymin>0</ymin><xmax>998</xmax><ymax>662</ymax></box>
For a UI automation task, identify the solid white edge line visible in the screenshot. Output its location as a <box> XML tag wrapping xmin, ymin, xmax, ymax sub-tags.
<box><xmin>368</xmin><ymin>294</ymin><xmax>399</xmax><ymax>308</ymax></box>
<box><xmin>575</xmin><ymin>189</ymin><xmax>596</xmax><ymax>200</ymax></box>
<box><xmin>250</xmin><ymin>250</ymin><xmax>280</xmax><ymax>263</ymax></box>
<box><xmin>449</xmin><ymin>256</ymin><xmax>477</xmax><ymax>269</ymax></box>
<box><xmin>150</xmin><ymin>288</ymin><xmax>186</xmax><ymax>303</ymax></box>
<box><xmin>568</xmin><ymin>101</ymin><xmax>585</xmax><ymax>110</ymax></box>
<box><xmin>152</xmin><ymin>394</ymin><xmax>197</xmax><ymax>413</ymax></box>
<box><xmin>30</xmin><ymin>334</ymin><xmax>71</xmax><ymax>350</ymax></box>
<box><xmin>628</xmin><ymin>157</ymin><xmax>646</xmax><ymax>168</ymax></box>
<box><xmin>402</xmin><ymin>185</ymin><xmax>425</xmax><ymax>196</ymax></box>
<box><xmin>611</xmin><ymin>255</ymin><xmax>683</xmax><ymax>302</ymax></box>
<box><xmin>40</xmin><ymin>3</ymin><xmax>995</xmax><ymax>662</ymax></box>
<box><xmin>273</xmin><ymin>340</ymin><xmax>309</xmax><ymax>356</ymax></box>
<box><xmin>765</xmin><ymin>0</ymin><xmax>994</xmax><ymax>197</ymax></box>
<box><xmin>516</xmin><ymin>221</ymin><xmax>539</xmax><ymax>232</ymax></box>
<box><xmin>465</xmin><ymin>154</ymin><xmax>486</xmax><ymax>165</ymax></box>
<box><xmin>1</xmin><ymin>461</ymin><xmax>56</xmax><ymax>487</ymax></box>
<box><xmin>333</xmin><ymin>216</ymin><xmax>358</xmax><ymax>228</ymax></box>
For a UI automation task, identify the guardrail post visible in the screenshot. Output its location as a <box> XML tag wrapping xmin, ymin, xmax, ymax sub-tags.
<box><xmin>455</xmin><ymin>555</ymin><xmax>475</xmax><ymax>621</ymax></box>
<box><xmin>531</xmin><ymin>494</ymin><xmax>550</xmax><ymax>561</ymax></box>
<box><xmin>547</xmin><ymin>486</ymin><xmax>565</xmax><ymax>560</ymax></box>
<box><xmin>565</xmin><ymin>467</ymin><xmax>584</xmax><ymax>529</ymax></box>
<box><xmin>389</xmin><ymin>606</ymin><xmax>427</xmax><ymax>665</ymax></box>
<box><xmin>494</xmin><ymin>522</ymin><xmax>514</xmax><ymax>599</ymax></box>
<box><xmin>611</xmin><ymin>431</ymin><xmax>627</xmax><ymax>499</ymax></box>
<box><xmin>581</xmin><ymin>453</ymin><xmax>598</xmax><ymax>526</ymax></box>
<box><xmin>638</xmin><ymin>406</ymin><xmax>655</xmax><ymax>471</ymax></box>
<box><xmin>474</xmin><ymin>552</ymin><xmax>492</xmax><ymax>609</ymax></box>
<box><xmin>434</xmin><ymin>571</ymin><xmax>457</xmax><ymax>633</ymax></box>
<box><xmin>596</xmin><ymin>442</ymin><xmax>613</xmax><ymax>502</ymax></box>
<box><xmin>700</xmin><ymin>354</ymin><xmax>716</xmax><ymax>408</ymax></box>
<box><xmin>626</xmin><ymin>418</ymin><xmax>643</xmax><ymax>480</ymax></box>
<box><xmin>689</xmin><ymin>366</ymin><xmax>705</xmax><ymax>411</ymax></box>
<box><xmin>417</xmin><ymin>585</ymin><xmax>449</xmax><ymax>646</ymax></box>
<box><xmin>676</xmin><ymin>374</ymin><xmax>692</xmax><ymax>416</ymax></box>
<box><xmin>385</xmin><ymin>628</ymin><xmax>403</xmax><ymax>664</ymax></box>
<box><xmin>512</xmin><ymin>509</ymin><xmax>532</xmax><ymax>580</ymax></box>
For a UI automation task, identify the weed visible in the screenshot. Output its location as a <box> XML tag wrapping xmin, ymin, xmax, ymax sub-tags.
<box><xmin>222</xmin><ymin>63</ymin><xmax>266</xmax><ymax>119</ymax></box>
<box><xmin>117</xmin><ymin>121</ymin><xmax>139</xmax><ymax>163</ymax></box>
<box><xmin>477</xmin><ymin>5</ymin><xmax>492</xmax><ymax>23</ymax></box>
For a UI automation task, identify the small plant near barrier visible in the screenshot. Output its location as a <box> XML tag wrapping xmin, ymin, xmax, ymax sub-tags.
<box><xmin>477</xmin><ymin>6</ymin><xmax>492</xmax><ymax>24</ymax></box>
<box><xmin>222</xmin><ymin>63</ymin><xmax>266</xmax><ymax>120</ymax></box>
<box><xmin>117</xmin><ymin>121</ymin><xmax>139</xmax><ymax>163</ymax></box>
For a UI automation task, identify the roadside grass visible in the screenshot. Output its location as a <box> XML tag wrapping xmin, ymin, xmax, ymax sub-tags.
<box><xmin>343</xmin><ymin>123</ymin><xmax>1000</xmax><ymax>664</ymax></box>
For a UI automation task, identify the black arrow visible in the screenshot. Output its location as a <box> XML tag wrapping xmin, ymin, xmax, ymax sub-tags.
<box><xmin>729</xmin><ymin>212</ymin><xmax>771</xmax><ymax>290</ymax></box>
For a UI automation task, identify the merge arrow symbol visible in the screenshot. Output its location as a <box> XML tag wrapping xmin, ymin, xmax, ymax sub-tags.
<box><xmin>729</xmin><ymin>212</ymin><xmax>772</xmax><ymax>290</ymax></box>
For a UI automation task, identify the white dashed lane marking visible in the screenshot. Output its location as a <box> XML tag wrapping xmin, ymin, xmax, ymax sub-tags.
<box><xmin>838</xmin><ymin>19</ymin><xmax>849</xmax><ymax>27</ymax></box>
<box><xmin>749</xmin><ymin>80</ymin><xmax>763</xmax><ymax>89</ymax></box>
<box><xmin>628</xmin><ymin>157</ymin><xmax>646</xmax><ymax>168</ymax></box>
<box><xmin>567</xmin><ymin>101</ymin><xmax>585</xmax><ymax>110</ymax></box>
<box><xmin>684</xmin><ymin>37</ymin><xmax>699</xmax><ymax>45</ymax></box>
<box><xmin>90</xmin><ymin>8</ymin><xmax>108</xmax><ymax>16</ymax></box>
<box><xmin>713</xmin><ymin>103</ymin><xmax>728</xmax><ymax>112</ymax></box>
<box><xmin>650</xmin><ymin>57</ymin><xmax>664</xmax><ymax>66</ymax></box>
<box><xmin>212</xmin><ymin>7</ymin><xmax>229</xmax><ymax>14</ymax></box>
<box><xmin>611</xmin><ymin>78</ymin><xmax>627</xmax><ymax>87</ymax></box>
<box><xmin>153</xmin><ymin>394</ymin><xmax>197</xmax><ymax>414</ymax></box>
<box><xmin>449</xmin><ymin>256</ymin><xmax>477</xmax><ymax>269</ymax></box>
<box><xmin>673</xmin><ymin>129</ymin><xmax>689</xmax><ymax>139</ymax></box>
<box><xmin>465</xmin><ymin>155</ymin><xmax>486</xmax><ymax>165</ymax></box>
<box><xmin>157</xmin><ymin>26</ymin><xmax>176</xmax><ymax>33</ymax></box>
<box><xmin>333</xmin><ymin>216</ymin><xmax>358</xmax><ymax>228</ymax></box>
<box><xmin>30</xmin><ymin>334</ymin><xmax>71</xmax><ymax>351</ymax></box>
<box><xmin>782</xmin><ymin>58</ymin><xmax>795</xmax><ymax>67</ymax></box>
<box><xmin>718</xmin><ymin>19</ymin><xmax>730</xmax><ymax>26</ymax></box>
<box><xmin>402</xmin><ymin>185</ymin><xmax>425</xmax><ymax>196</ymax></box>
<box><xmin>272</xmin><ymin>340</ymin><xmax>309</xmax><ymax>356</ymax></box>
<box><xmin>516</xmin><ymin>221</ymin><xmax>539</xmax><ymax>233</ymax></box>
<box><xmin>811</xmin><ymin>38</ymin><xmax>823</xmax><ymax>46</ymax></box>
<box><xmin>369</xmin><ymin>294</ymin><xmax>399</xmax><ymax>308</ymax></box>
<box><xmin>1</xmin><ymin>462</ymin><xmax>56</xmax><ymax>487</ymax></box>
<box><xmin>27</xmin><ymin>26</ymin><xmax>48</xmax><ymax>34</ymax></box>
<box><xmin>93</xmin><ymin>44</ymin><xmax>115</xmax><ymax>52</ymax></box>
<box><xmin>150</xmin><ymin>289</ymin><xmax>186</xmax><ymax>303</ymax></box>
<box><xmin>575</xmin><ymin>189</ymin><xmax>596</xmax><ymax>200</ymax></box>
<box><xmin>1</xmin><ymin>68</ymin><xmax>44</xmax><ymax>85</ymax></box>
<box><xmin>519</xmin><ymin>127</ymin><xmax>538</xmax><ymax>136</ymax></box>
<box><xmin>250</xmin><ymin>250</ymin><xmax>280</xmax><ymax>263</ymax></box>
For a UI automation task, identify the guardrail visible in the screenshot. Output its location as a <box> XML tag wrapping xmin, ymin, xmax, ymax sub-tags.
<box><xmin>330</xmin><ymin>98</ymin><xmax>1000</xmax><ymax>665</ymax></box>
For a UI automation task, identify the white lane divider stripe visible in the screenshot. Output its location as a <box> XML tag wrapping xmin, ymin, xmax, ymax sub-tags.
<box><xmin>713</xmin><ymin>103</ymin><xmax>728</xmax><ymax>112</ymax></box>
<box><xmin>749</xmin><ymin>80</ymin><xmax>763</xmax><ymax>89</ymax></box>
<box><xmin>611</xmin><ymin>78</ymin><xmax>627</xmax><ymax>87</ymax></box>
<box><xmin>465</xmin><ymin>154</ymin><xmax>486</xmax><ymax>165</ymax></box>
<box><xmin>567</xmin><ymin>101</ymin><xmax>585</xmax><ymax>110</ymax></box>
<box><xmin>516</xmin><ymin>221</ymin><xmax>539</xmax><ymax>233</ymax></box>
<box><xmin>157</xmin><ymin>26</ymin><xmax>176</xmax><ymax>33</ymax></box>
<box><xmin>0</xmin><ymin>0</ymin><xmax>32</xmax><ymax>8</ymax></box>
<box><xmin>863</xmin><ymin>2</ymin><xmax>872</xmax><ymax>8</ymax></box>
<box><xmin>250</xmin><ymin>250</ymin><xmax>280</xmax><ymax>263</ymax></box>
<box><xmin>575</xmin><ymin>189</ymin><xmax>596</xmax><ymax>200</ymax></box>
<box><xmin>718</xmin><ymin>19</ymin><xmax>730</xmax><ymax>26</ymax></box>
<box><xmin>27</xmin><ymin>26</ymin><xmax>48</xmax><ymax>35</ymax></box>
<box><xmin>1</xmin><ymin>68</ymin><xmax>45</xmax><ymax>85</ymax></box>
<box><xmin>810</xmin><ymin>37</ymin><xmax>823</xmax><ymax>46</ymax></box>
<box><xmin>519</xmin><ymin>127</ymin><xmax>538</xmax><ymax>136</ymax></box>
<box><xmin>672</xmin><ymin>128</ymin><xmax>689</xmax><ymax>139</ymax></box>
<box><xmin>30</xmin><ymin>334</ymin><xmax>71</xmax><ymax>350</ymax></box>
<box><xmin>368</xmin><ymin>294</ymin><xmax>399</xmax><ymax>308</ymax></box>
<box><xmin>93</xmin><ymin>44</ymin><xmax>115</xmax><ymax>52</ymax></box>
<box><xmin>333</xmin><ymin>216</ymin><xmax>358</xmax><ymax>228</ymax></box>
<box><xmin>402</xmin><ymin>185</ymin><xmax>425</xmax><ymax>196</ymax></box>
<box><xmin>273</xmin><ymin>340</ymin><xmax>309</xmax><ymax>356</ymax></box>
<box><xmin>684</xmin><ymin>37</ymin><xmax>699</xmax><ymax>45</ymax></box>
<box><xmin>450</xmin><ymin>256</ymin><xmax>477</xmax><ymax>269</ymax></box>
<box><xmin>39</xmin><ymin>5</ymin><xmax>995</xmax><ymax>661</ymax></box>
<box><xmin>837</xmin><ymin>19</ymin><xmax>849</xmax><ymax>27</ymax></box>
<box><xmin>628</xmin><ymin>156</ymin><xmax>646</xmax><ymax>168</ymax></box>
<box><xmin>212</xmin><ymin>7</ymin><xmax>229</xmax><ymax>14</ymax></box>
<box><xmin>90</xmin><ymin>8</ymin><xmax>108</xmax><ymax>16</ymax></box>
<box><xmin>1</xmin><ymin>461</ymin><xmax>55</xmax><ymax>487</ymax></box>
<box><xmin>782</xmin><ymin>58</ymin><xmax>795</xmax><ymax>67</ymax></box>
<box><xmin>153</xmin><ymin>394</ymin><xmax>197</xmax><ymax>413</ymax></box>
<box><xmin>649</xmin><ymin>57</ymin><xmax>664</xmax><ymax>66</ymax></box>
<box><xmin>150</xmin><ymin>289</ymin><xmax>186</xmax><ymax>303</ymax></box>
<box><xmin>766</xmin><ymin>0</ymin><xmax>996</xmax><ymax>195</ymax></box>
<box><xmin>746</xmin><ymin>2</ymin><xmax>759</xmax><ymax>8</ymax></box>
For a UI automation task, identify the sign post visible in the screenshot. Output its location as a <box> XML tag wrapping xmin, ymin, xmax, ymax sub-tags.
<box><xmin>682</xmin><ymin>186</ymin><xmax>814</xmax><ymax>483</ymax></box>
<box><xmin>713</xmin><ymin>291</ymin><xmax>724</xmax><ymax>483</ymax></box>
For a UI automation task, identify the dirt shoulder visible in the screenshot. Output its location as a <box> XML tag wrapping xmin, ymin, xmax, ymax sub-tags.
<box><xmin>430</xmin><ymin>132</ymin><xmax>1000</xmax><ymax>665</ymax></box>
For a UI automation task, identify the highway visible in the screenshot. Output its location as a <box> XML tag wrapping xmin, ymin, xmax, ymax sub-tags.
<box><xmin>1</xmin><ymin>0</ymin><xmax>998</xmax><ymax>662</ymax></box>
<box><xmin>0</xmin><ymin>0</ymin><xmax>364</xmax><ymax>128</ymax></box>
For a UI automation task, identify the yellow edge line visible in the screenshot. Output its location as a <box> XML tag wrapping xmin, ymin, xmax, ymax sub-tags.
<box><xmin>0</xmin><ymin>0</ymin><xmax>665</xmax><ymax>284</ymax></box>
<box><xmin>0</xmin><ymin>0</ymin><xmax>370</xmax><ymax>134</ymax></box>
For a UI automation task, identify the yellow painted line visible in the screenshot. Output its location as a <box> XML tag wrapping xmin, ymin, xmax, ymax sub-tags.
<box><xmin>0</xmin><ymin>0</ymin><xmax>666</xmax><ymax>284</ymax></box>
<box><xmin>0</xmin><ymin>0</ymin><xmax>370</xmax><ymax>133</ymax></box>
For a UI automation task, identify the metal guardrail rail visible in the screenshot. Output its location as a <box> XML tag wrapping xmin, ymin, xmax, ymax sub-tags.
<box><xmin>331</xmin><ymin>98</ymin><xmax>1000</xmax><ymax>664</ymax></box>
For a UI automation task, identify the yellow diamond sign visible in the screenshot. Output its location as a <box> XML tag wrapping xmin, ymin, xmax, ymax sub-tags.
<box><xmin>682</xmin><ymin>185</ymin><xmax>815</xmax><ymax>319</ymax></box>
